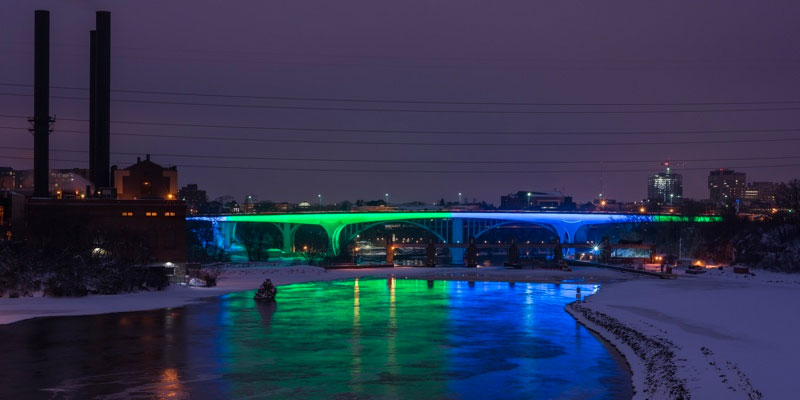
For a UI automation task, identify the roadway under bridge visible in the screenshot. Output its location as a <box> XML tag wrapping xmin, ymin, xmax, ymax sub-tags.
<box><xmin>189</xmin><ymin>211</ymin><xmax>719</xmax><ymax>264</ymax></box>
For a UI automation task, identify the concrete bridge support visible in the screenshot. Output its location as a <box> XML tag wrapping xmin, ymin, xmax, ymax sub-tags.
<box><xmin>281</xmin><ymin>223</ymin><xmax>293</xmax><ymax>253</ymax></box>
<box><xmin>450</xmin><ymin>218</ymin><xmax>465</xmax><ymax>265</ymax></box>
<box><xmin>214</xmin><ymin>221</ymin><xmax>237</xmax><ymax>251</ymax></box>
<box><xmin>279</xmin><ymin>223</ymin><xmax>304</xmax><ymax>253</ymax></box>
<box><xmin>552</xmin><ymin>223</ymin><xmax>582</xmax><ymax>258</ymax></box>
<box><xmin>323</xmin><ymin>225</ymin><xmax>339</xmax><ymax>256</ymax></box>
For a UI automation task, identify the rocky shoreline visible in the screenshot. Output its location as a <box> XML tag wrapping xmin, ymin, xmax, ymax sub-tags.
<box><xmin>567</xmin><ymin>296</ymin><xmax>765</xmax><ymax>400</ymax></box>
<box><xmin>567</xmin><ymin>301</ymin><xmax>690</xmax><ymax>399</ymax></box>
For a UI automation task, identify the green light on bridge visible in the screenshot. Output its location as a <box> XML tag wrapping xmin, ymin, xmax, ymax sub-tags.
<box><xmin>219</xmin><ymin>212</ymin><xmax>454</xmax><ymax>225</ymax></box>
<box><xmin>652</xmin><ymin>215</ymin><xmax>722</xmax><ymax>223</ymax></box>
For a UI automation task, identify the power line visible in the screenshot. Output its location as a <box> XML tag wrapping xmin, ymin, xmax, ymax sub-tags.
<box><xmin>3</xmin><ymin>82</ymin><xmax>800</xmax><ymax>106</ymax></box>
<box><xmin>4</xmin><ymin>92</ymin><xmax>800</xmax><ymax>114</ymax></box>
<box><xmin>3</xmin><ymin>114</ymin><xmax>800</xmax><ymax>137</ymax></box>
<box><xmin>4</xmin><ymin>125</ymin><xmax>800</xmax><ymax>146</ymax></box>
<box><xmin>3</xmin><ymin>154</ymin><xmax>799</xmax><ymax>174</ymax></box>
<box><xmin>3</xmin><ymin>145</ymin><xmax>799</xmax><ymax>165</ymax></box>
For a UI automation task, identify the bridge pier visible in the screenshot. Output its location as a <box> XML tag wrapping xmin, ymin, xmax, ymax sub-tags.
<box><xmin>552</xmin><ymin>223</ymin><xmax>581</xmax><ymax>259</ymax></box>
<box><xmin>450</xmin><ymin>218</ymin><xmax>464</xmax><ymax>265</ymax></box>
<box><xmin>321</xmin><ymin>224</ymin><xmax>341</xmax><ymax>256</ymax></box>
<box><xmin>214</xmin><ymin>221</ymin><xmax>236</xmax><ymax>251</ymax></box>
<box><xmin>280</xmin><ymin>223</ymin><xmax>301</xmax><ymax>253</ymax></box>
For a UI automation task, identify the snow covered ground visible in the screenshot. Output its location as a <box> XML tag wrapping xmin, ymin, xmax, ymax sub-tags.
<box><xmin>0</xmin><ymin>265</ymin><xmax>629</xmax><ymax>325</ymax></box>
<box><xmin>569</xmin><ymin>267</ymin><xmax>800</xmax><ymax>400</ymax></box>
<box><xmin>8</xmin><ymin>262</ymin><xmax>793</xmax><ymax>399</ymax></box>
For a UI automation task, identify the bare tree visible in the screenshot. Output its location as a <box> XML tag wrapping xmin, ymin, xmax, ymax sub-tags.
<box><xmin>777</xmin><ymin>179</ymin><xmax>800</xmax><ymax>212</ymax></box>
<box><xmin>187</xmin><ymin>220</ymin><xmax>228</xmax><ymax>262</ymax></box>
<box><xmin>300</xmin><ymin>245</ymin><xmax>327</xmax><ymax>266</ymax></box>
<box><xmin>237</xmin><ymin>223</ymin><xmax>274</xmax><ymax>262</ymax></box>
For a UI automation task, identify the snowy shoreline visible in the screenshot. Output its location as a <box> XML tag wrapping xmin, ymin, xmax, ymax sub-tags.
<box><xmin>568</xmin><ymin>268</ymin><xmax>800</xmax><ymax>400</ymax></box>
<box><xmin>6</xmin><ymin>264</ymin><xmax>795</xmax><ymax>399</ymax></box>
<box><xmin>566</xmin><ymin>301</ymin><xmax>690</xmax><ymax>399</ymax></box>
<box><xmin>0</xmin><ymin>265</ymin><xmax>631</xmax><ymax>325</ymax></box>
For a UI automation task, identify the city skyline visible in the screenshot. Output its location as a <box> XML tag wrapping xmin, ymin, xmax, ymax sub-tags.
<box><xmin>2</xmin><ymin>1</ymin><xmax>800</xmax><ymax>203</ymax></box>
<box><xmin>0</xmin><ymin>162</ymin><xmax>791</xmax><ymax>206</ymax></box>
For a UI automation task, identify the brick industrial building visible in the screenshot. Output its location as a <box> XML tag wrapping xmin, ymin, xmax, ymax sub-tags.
<box><xmin>3</xmin><ymin>11</ymin><xmax>187</xmax><ymax>266</ymax></box>
<box><xmin>112</xmin><ymin>155</ymin><xmax>178</xmax><ymax>200</ymax></box>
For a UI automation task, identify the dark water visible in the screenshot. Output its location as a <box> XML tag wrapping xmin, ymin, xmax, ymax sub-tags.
<box><xmin>0</xmin><ymin>279</ymin><xmax>631</xmax><ymax>399</ymax></box>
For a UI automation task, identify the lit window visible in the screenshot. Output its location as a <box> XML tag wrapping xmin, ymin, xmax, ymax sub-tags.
<box><xmin>164</xmin><ymin>212</ymin><xmax>176</xmax><ymax>217</ymax></box>
<box><xmin>146</xmin><ymin>212</ymin><xmax>157</xmax><ymax>217</ymax></box>
<box><xmin>122</xmin><ymin>212</ymin><xmax>133</xmax><ymax>217</ymax></box>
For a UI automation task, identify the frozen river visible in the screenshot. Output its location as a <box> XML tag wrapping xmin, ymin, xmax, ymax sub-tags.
<box><xmin>0</xmin><ymin>278</ymin><xmax>631</xmax><ymax>399</ymax></box>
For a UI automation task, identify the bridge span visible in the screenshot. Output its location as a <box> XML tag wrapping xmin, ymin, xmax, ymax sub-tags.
<box><xmin>189</xmin><ymin>211</ymin><xmax>719</xmax><ymax>264</ymax></box>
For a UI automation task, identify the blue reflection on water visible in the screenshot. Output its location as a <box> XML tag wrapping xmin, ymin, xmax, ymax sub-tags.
<box><xmin>0</xmin><ymin>279</ymin><xmax>630</xmax><ymax>399</ymax></box>
<box><xmin>444</xmin><ymin>282</ymin><xmax>625</xmax><ymax>399</ymax></box>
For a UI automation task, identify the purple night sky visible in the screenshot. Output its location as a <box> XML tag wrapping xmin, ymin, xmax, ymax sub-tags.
<box><xmin>2</xmin><ymin>0</ymin><xmax>800</xmax><ymax>204</ymax></box>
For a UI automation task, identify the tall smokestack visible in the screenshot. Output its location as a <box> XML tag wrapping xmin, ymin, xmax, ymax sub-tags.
<box><xmin>33</xmin><ymin>10</ymin><xmax>51</xmax><ymax>198</ymax></box>
<box><xmin>89</xmin><ymin>30</ymin><xmax>96</xmax><ymax>189</ymax></box>
<box><xmin>93</xmin><ymin>11</ymin><xmax>111</xmax><ymax>188</ymax></box>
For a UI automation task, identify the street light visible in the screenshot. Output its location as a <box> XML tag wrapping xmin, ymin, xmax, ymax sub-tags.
<box><xmin>385</xmin><ymin>193</ymin><xmax>390</xmax><ymax>205</ymax></box>
<box><xmin>318</xmin><ymin>194</ymin><xmax>322</xmax><ymax>208</ymax></box>
<box><xmin>527</xmin><ymin>192</ymin><xmax>531</xmax><ymax>208</ymax></box>
<box><xmin>458</xmin><ymin>192</ymin><xmax>462</xmax><ymax>204</ymax></box>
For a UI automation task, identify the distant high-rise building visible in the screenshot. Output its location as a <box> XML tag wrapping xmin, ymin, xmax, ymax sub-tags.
<box><xmin>744</xmin><ymin>181</ymin><xmax>778</xmax><ymax>206</ymax></box>
<box><xmin>647</xmin><ymin>163</ymin><xmax>682</xmax><ymax>205</ymax></box>
<box><xmin>179</xmin><ymin>184</ymin><xmax>208</xmax><ymax>215</ymax></box>
<box><xmin>708</xmin><ymin>169</ymin><xmax>746</xmax><ymax>204</ymax></box>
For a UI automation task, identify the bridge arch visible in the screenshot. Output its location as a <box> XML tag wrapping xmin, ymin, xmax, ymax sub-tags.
<box><xmin>471</xmin><ymin>220</ymin><xmax>559</xmax><ymax>242</ymax></box>
<box><xmin>340</xmin><ymin>220</ymin><xmax>447</xmax><ymax>245</ymax></box>
<box><xmin>293</xmin><ymin>224</ymin><xmax>331</xmax><ymax>253</ymax></box>
<box><xmin>332</xmin><ymin>218</ymin><xmax>451</xmax><ymax>255</ymax></box>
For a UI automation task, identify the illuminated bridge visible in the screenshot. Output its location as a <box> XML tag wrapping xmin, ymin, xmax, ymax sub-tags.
<box><xmin>189</xmin><ymin>211</ymin><xmax>720</xmax><ymax>264</ymax></box>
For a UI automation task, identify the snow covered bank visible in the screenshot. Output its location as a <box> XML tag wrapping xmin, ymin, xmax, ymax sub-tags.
<box><xmin>568</xmin><ymin>302</ymin><xmax>693</xmax><ymax>399</ymax></box>
<box><xmin>0</xmin><ymin>265</ymin><xmax>630</xmax><ymax>325</ymax></box>
<box><xmin>569</xmin><ymin>267</ymin><xmax>800</xmax><ymax>399</ymax></box>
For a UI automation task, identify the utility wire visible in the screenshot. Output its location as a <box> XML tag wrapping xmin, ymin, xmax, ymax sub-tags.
<box><xmin>3</xmin><ymin>92</ymin><xmax>800</xmax><ymax>114</ymax></box>
<box><xmin>2</xmin><ymin>114</ymin><xmax>800</xmax><ymax>137</ymax></box>
<box><xmin>3</xmin><ymin>125</ymin><xmax>800</xmax><ymax>146</ymax></box>
<box><xmin>3</xmin><ymin>154</ymin><xmax>799</xmax><ymax>174</ymax></box>
<box><xmin>1</xmin><ymin>145</ymin><xmax>799</xmax><ymax>165</ymax></box>
<box><xmin>2</xmin><ymin>82</ymin><xmax>800</xmax><ymax>106</ymax></box>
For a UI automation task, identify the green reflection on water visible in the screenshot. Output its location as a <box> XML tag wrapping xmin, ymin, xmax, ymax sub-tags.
<box><xmin>215</xmin><ymin>279</ymin><xmax>628</xmax><ymax>400</ymax></box>
<box><xmin>219</xmin><ymin>278</ymin><xmax>451</xmax><ymax>399</ymax></box>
